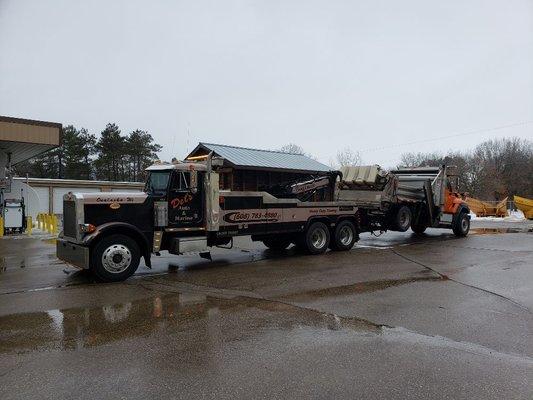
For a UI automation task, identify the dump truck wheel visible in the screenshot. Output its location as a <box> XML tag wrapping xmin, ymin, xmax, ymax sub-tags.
<box><xmin>393</xmin><ymin>206</ymin><xmax>412</xmax><ymax>232</ymax></box>
<box><xmin>452</xmin><ymin>211</ymin><xmax>470</xmax><ymax>237</ymax></box>
<box><xmin>411</xmin><ymin>223</ymin><xmax>427</xmax><ymax>234</ymax></box>
<box><xmin>331</xmin><ymin>220</ymin><xmax>358</xmax><ymax>251</ymax></box>
<box><xmin>92</xmin><ymin>234</ymin><xmax>140</xmax><ymax>282</ymax></box>
<box><xmin>262</xmin><ymin>237</ymin><xmax>291</xmax><ymax>250</ymax></box>
<box><xmin>304</xmin><ymin>222</ymin><xmax>330</xmax><ymax>254</ymax></box>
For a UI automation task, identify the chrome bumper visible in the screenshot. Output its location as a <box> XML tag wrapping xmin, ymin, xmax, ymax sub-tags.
<box><xmin>56</xmin><ymin>238</ymin><xmax>90</xmax><ymax>269</ymax></box>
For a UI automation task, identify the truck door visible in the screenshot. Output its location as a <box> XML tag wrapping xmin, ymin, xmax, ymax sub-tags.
<box><xmin>168</xmin><ymin>170</ymin><xmax>204</xmax><ymax>228</ymax></box>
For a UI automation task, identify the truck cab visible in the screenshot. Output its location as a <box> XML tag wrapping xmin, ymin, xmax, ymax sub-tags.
<box><xmin>57</xmin><ymin>160</ymin><xmax>220</xmax><ymax>282</ymax></box>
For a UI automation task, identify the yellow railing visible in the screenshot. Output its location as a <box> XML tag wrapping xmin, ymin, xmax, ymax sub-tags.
<box><xmin>0</xmin><ymin>216</ymin><xmax>4</xmax><ymax>237</ymax></box>
<box><xmin>36</xmin><ymin>213</ymin><xmax>59</xmax><ymax>235</ymax></box>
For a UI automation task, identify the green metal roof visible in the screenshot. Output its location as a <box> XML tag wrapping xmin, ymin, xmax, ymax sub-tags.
<box><xmin>188</xmin><ymin>143</ymin><xmax>331</xmax><ymax>173</ymax></box>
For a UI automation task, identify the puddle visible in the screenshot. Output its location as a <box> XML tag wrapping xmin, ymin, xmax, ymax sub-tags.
<box><xmin>0</xmin><ymin>255</ymin><xmax>64</xmax><ymax>273</ymax></box>
<box><xmin>0</xmin><ymin>236</ymin><xmax>58</xmax><ymax>272</ymax></box>
<box><xmin>0</xmin><ymin>291</ymin><xmax>378</xmax><ymax>354</ymax></box>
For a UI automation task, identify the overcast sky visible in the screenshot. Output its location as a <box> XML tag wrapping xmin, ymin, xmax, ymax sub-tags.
<box><xmin>1</xmin><ymin>0</ymin><xmax>532</xmax><ymax>167</ymax></box>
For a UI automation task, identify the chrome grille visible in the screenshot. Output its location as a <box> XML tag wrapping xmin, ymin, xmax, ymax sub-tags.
<box><xmin>63</xmin><ymin>200</ymin><xmax>77</xmax><ymax>238</ymax></box>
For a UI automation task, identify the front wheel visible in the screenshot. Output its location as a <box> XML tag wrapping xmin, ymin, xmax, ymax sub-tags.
<box><xmin>452</xmin><ymin>212</ymin><xmax>470</xmax><ymax>237</ymax></box>
<box><xmin>92</xmin><ymin>234</ymin><xmax>141</xmax><ymax>282</ymax></box>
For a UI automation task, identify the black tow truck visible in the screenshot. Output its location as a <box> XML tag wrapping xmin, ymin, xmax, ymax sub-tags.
<box><xmin>57</xmin><ymin>156</ymin><xmax>362</xmax><ymax>282</ymax></box>
<box><xmin>57</xmin><ymin>156</ymin><xmax>470</xmax><ymax>282</ymax></box>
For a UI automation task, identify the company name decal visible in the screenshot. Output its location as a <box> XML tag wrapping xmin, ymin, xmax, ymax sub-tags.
<box><xmin>171</xmin><ymin>194</ymin><xmax>193</xmax><ymax>209</ymax></box>
<box><xmin>223</xmin><ymin>211</ymin><xmax>280</xmax><ymax>224</ymax></box>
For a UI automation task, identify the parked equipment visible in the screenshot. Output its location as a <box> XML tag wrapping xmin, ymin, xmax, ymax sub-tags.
<box><xmin>1</xmin><ymin>198</ymin><xmax>26</xmax><ymax>234</ymax></box>
<box><xmin>56</xmin><ymin>155</ymin><xmax>470</xmax><ymax>282</ymax></box>
<box><xmin>514</xmin><ymin>195</ymin><xmax>533</xmax><ymax>219</ymax></box>
<box><xmin>465</xmin><ymin>196</ymin><xmax>508</xmax><ymax>217</ymax></box>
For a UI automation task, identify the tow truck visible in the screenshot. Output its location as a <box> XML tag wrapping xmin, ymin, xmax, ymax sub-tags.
<box><xmin>57</xmin><ymin>154</ymin><xmax>470</xmax><ymax>282</ymax></box>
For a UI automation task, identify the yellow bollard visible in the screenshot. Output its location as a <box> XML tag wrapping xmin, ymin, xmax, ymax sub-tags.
<box><xmin>52</xmin><ymin>215</ymin><xmax>58</xmax><ymax>235</ymax></box>
<box><xmin>0</xmin><ymin>216</ymin><xmax>4</xmax><ymax>237</ymax></box>
<box><xmin>26</xmin><ymin>216</ymin><xmax>32</xmax><ymax>235</ymax></box>
<box><xmin>44</xmin><ymin>214</ymin><xmax>49</xmax><ymax>233</ymax></box>
<box><xmin>38</xmin><ymin>213</ymin><xmax>43</xmax><ymax>230</ymax></box>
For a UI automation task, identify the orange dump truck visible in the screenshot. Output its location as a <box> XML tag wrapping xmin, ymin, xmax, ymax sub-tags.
<box><xmin>336</xmin><ymin>165</ymin><xmax>471</xmax><ymax>236</ymax></box>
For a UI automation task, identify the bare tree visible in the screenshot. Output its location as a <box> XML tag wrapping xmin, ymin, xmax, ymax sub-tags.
<box><xmin>398</xmin><ymin>151</ymin><xmax>443</xmax><ymax>168</ymax></box>
<box><xmin>278</xmin><ymin>143</ymin><xmax>305</xmax><ymax>155</ymax></box>
<box><xmin>329</xmin><ymin>147</ymin><xmax>361</xmax><ymax>169</ymax></box>
<box><xmin>278</xmin><ymin>143</ymin><xmax>318</xmax><ymax>160</ymax></box>
<box><xmin>398</xmin><ymin>137</ymin><xmax>533</xmax><ymax>200</ymax></box>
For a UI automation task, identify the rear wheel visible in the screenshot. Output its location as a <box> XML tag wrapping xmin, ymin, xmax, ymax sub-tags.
<box><xmin>92</xmin><ymin>234</ymin><xmax>140</xmax><ymax>282</ymax></box>
<box><xmin>262</xmin><ymin>237</ymin><xmax>292</xmax><ymax>251</ymax></box>
<box><xmin>452</xmin><ymin>212</ymin><xmax>470</xmax><ymax>237</ymax></box>
<box><xmin>303</xmin><ymin>222</ymin><xmax>330</xmax><ymax>254</ymax></box>
<box><xmin>331</xmin><ymin>220</ymin><xmax>358</xmax><ymax>251</ymax></box>
<box><xmin>411</xmin><ymin>223</ymin><xmax>427</xmax><ymax>234</ymax></box>
<box><xmin>392</xmin><ymin>206</ymin><xmax>412</xmax><ymax>232</ymax></box>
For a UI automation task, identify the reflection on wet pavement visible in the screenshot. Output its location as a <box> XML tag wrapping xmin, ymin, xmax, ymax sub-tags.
<box><xmin>0</xmin><ymin>290</ymin><xmax>379</xmax><ymax>354</ymax></box>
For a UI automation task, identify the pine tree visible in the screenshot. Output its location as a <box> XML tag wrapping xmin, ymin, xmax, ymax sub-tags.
<box><xmin>126</xmin><ymin>130</ymin><xmax>162</xmax><ymax>181</ymax></box>
<box><xmin>95</xmin><ymin>123</ymin><xmax>125</xmax><ymax>181</ymax></box>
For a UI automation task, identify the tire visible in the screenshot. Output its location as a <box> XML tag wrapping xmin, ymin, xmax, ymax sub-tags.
<box><xmin>262</xmin><ymin>237</ymin><xmax>292</xmax><ymax>250</ymax></box>
<box><xmin>411</xmin><ymin>223</ymin><xmax>427</xmax><ymax>234</ymax></box>
<box><xmin>392</xmin><ymin>206</ymin><xmax>412</xmax><ymax>232</ymax></box>
<box><xmin>452</xmin><ymin>211</ymin><xmax>470</xmax><ymax>237</ymax></box>
<box><xmin>91</xmin><ymin>234</ymin><xmax>141</xmax><ymax>282</ymax></box>
<box><xmin>330</xmin><ymin>220</ymin><xmax>358</xmax><ymax>251</ymax></box>
<box><xmin>303</xmin><ymin>221</ymin><xmax>330</xmax><ymax>255</ymax></box>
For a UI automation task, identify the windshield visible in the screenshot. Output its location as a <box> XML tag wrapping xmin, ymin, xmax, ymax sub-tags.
<box><xmin>145</xmin><ymin>171</ymin><xmax>170</xmax><ymax>195</ymax></box>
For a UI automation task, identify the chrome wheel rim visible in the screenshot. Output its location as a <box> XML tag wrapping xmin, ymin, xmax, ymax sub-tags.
<box><xmin>311</xmin><ymin>228</ymin><xmax>327</xmax><ymax>249</ymax></box>
<box><xmin>101</xmin><ymin>244</ymin><xmax>132</xmax><ymax>274</ymax></box>
<box><xmin>339</xmin><ymin>226</ymin><xmax>353</xmax><ymax>246</ymax></box>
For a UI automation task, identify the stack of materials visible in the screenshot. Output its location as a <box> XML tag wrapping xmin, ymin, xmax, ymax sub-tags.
<box><xmin>465</xmin><ymin>196</ymin><xmax>508</xmax><ymax>217</ymax></box>
<box><xmin>514</xmin><ymin>195</ymin><xmax>533</xmax><ymax>219</ymax></box>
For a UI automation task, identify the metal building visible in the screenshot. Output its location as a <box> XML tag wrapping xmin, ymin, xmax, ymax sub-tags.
<box><xmin>186</xmin><ymin>142</ymin><xmax>331</xmax><ymax>191</ymax></box>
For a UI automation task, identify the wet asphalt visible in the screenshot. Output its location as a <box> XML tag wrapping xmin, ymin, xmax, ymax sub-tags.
<box><xmin>0</xmin><ymin>221</ymin><xmax>532</xmax><ymax>399</ymax></box>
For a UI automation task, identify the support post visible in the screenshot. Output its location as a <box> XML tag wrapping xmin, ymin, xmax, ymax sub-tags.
<box><xmin>26</xmin><ymin>216</ymin><xmax>32</xmax><ymax>235</ymax></box>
